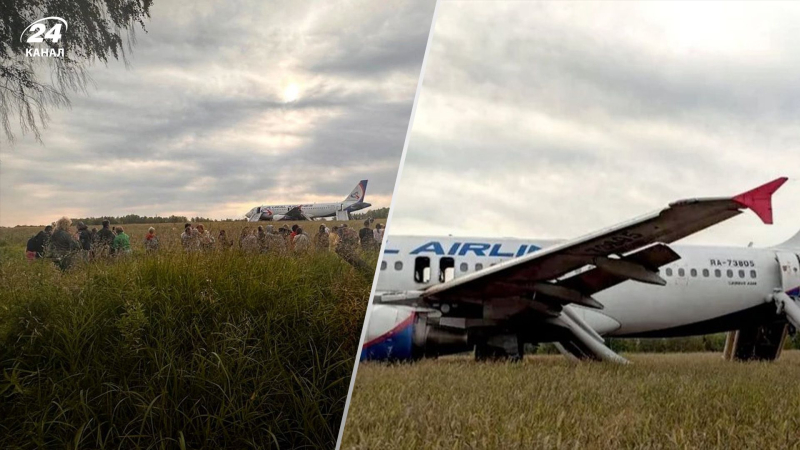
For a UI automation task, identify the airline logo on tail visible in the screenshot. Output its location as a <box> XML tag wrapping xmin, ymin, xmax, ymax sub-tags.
<box><xmin>345</xmin><ymin>180</ymin><xmax>368</xmax><ymax>203</ymax></box>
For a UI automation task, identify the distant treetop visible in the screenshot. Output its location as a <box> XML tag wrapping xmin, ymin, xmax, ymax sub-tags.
<box><xmin>70</xmin><ymin>214</ymin><xmax>189</xmax><ymax>225</ymax></box>
<box><xmin>352</xmin><ymin>207</ymin><xmax>389</xmax><ymax>220</ymax></box>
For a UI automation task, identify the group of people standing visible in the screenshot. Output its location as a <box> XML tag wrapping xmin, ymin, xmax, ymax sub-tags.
<box><xmin>25</xmin><ymin>217</ymin><xmax>386</xmax><ymax>272</ymax></box>
<box><xmin>236</xmin><ymin>219</ymin><xmax>384</xmax><ymax>263</ymax></box>
<box><xmin>25</xmin><ymin>217</ymin><xmax>137</xmax><ymax>269</ymax></box>
<box><xmin>180</xmin><ymin>223</ymin><xmax>220</xmax><ymax>251</ymax></box>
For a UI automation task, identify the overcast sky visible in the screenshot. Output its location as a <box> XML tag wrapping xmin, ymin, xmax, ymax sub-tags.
<box><xmin>0</xmin><ymin>0</ymin><xmax>435</xmax><ymax>226</ymax></box>
<box><xmin>390</xmin><ymin>1</ymin><xmax>800</xmax><ymax>248</ymax></box>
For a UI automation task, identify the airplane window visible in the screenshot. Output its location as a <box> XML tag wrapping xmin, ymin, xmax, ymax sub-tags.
<box><xmin>665</xmin><ymin>268</ymin><xmax>673</xmax><ymax>276</ymax></box>
<box><xmin>380</xmin><ymin>261</ymin><xmax>387</xmax><ymax>271</ymax></box>
<box><xmin>690</xmin><ymin>269</ymin><xmax>697</xmax><ymax>277</ymax></box>
<box><xmin>475</xmin><ymin>263</ymin><xmax>483</xmax><ymax>271</ymax></box>
<box><xmin>460</xmin><ymin>263</ymin><xmax>468</xmax><ymax>272</ymax></box>
<box><xmin>738</xmin><ymin>270</ymin><xmax>745</xmax><ymax>279</ymax></box>
<box><xmin>678</xmin><ymin>268</ymin><xmax>685</xmax><ymax>277</ymax></box>
<box><xmin>726</xmin><ymin>269</ymin><xmax>733</xmax><ymax>278</ymax></box>
<box><xmin>750</xmin><ymin>270</ymin><xmax>757</xmax><ymax>278</ymax></box>
<box><xmin>702</xmin><ymin>269</ymin><xmax>709</xmax><ymax>277</ymax></box>
<box><xmin>715</xmin><ymin>269</ymin><xmax>721</xmax><ymax>278</ymax></box>
<box><xmin>394</xmin><ymin>261</ymin><xmax>403</xmax><ymax>271</ymax></box>
<box><xmin>439</xmin><ymin>257</ymin><xmax>455</xmax><ymax>283</ymax></box>
<box><xmin>414</xmin><ymin>257</ymin><xmax>431</xmax><ymax>283</ymax></box>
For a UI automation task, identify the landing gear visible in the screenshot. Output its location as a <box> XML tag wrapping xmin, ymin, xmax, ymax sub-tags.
<box><xmin>723</xmin><ymin>323</ymin><xmax>788</xmax><ymax>361</ymax></box>
<box><xmin>723</xmin><ymin>290</ymin><xmax>798</xmax><ymax>362</ymax></box>
<box><xmin>474</xmin><ymin>334</ymin><xmax>524</xmax><ymax>362</ymax></box>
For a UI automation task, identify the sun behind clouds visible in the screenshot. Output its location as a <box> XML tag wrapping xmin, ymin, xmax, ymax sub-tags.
<box><xmin>283</xmin><ymin>83</ymin><xmax>300</xmax><ymax>103</ymax></box>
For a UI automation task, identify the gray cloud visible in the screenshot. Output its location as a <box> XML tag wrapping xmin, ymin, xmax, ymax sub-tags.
<box><xmin>389</xmin><ymin>1</ymin><xmax>800</xmax><ymax>247</ymax></box>
<box><xmin>1</xmin><ymin>0</ymin><xmax>434</xmax><ymax>225</ymax></box>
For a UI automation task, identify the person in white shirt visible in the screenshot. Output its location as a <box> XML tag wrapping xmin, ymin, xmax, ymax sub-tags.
<box><xmin>373</xmin><ymin>223</ymin><xmax>384</xmax><ymax>245</ymax></box>
<box><xmin>293</xmin><ymin>227</ymin><xmax>311</xmax><ymax>252</ymax></box>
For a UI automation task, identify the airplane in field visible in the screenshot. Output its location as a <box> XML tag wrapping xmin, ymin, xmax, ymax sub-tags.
<box><xmin>362</xmin><ymin>177</ymin><xmax>800</xmax><ymax>364</ymax></box>
<box><xmin>244</xmin><ymin>180</ymin><xmax>371</xmax><ymax>222</ymax></box>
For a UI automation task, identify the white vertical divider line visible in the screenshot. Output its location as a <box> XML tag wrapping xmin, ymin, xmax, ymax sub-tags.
<box><xmin>334</xmin><ymin>0</ymin><xmax>442</xmax><ymax>447</ymax></box>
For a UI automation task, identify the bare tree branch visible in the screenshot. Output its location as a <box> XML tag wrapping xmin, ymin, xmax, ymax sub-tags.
<box><xmin>0</xmin><ymin>0</ymin><xmax>153</xmax><ymax>144</ymax></box>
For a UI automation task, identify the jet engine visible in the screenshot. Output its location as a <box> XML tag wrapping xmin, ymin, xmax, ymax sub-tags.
<box><xmin>361</xmin><ymin>304</ymin><xmax>470</xmax><ymax>361</ymax></box>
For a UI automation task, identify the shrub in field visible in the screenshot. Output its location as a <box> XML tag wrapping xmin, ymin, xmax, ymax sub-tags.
<box><xmin>0</xmin><ymin>240</ymin><xmax>374</xmax><ymax>448</ymax></box>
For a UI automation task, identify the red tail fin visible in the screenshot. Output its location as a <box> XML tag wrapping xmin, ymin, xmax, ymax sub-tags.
<box><xmin>732</xmin><ymin>177</ymin><xmax>788</xmax><ymax>224</ymax></box>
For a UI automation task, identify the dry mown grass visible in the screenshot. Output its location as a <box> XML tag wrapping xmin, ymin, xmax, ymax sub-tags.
<box><xmin>343</xmin><ymin>352</ymin><xmax>800</xmax><ymax>449</ymax></box>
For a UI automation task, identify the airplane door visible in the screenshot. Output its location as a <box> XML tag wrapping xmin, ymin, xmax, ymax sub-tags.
<box><xmin>439</xmin><ymin>257</ymin><xmax>455</xmax><ymax>283</ymax></box>
<box><xmin>775</xmin><ymin>251</ymin><xmax>800</xmax><ymax>293</ymax></box>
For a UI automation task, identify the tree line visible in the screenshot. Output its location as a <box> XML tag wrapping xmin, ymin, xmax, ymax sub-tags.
<box><xmin>352</xmin><ymin>207</ymin><xmax>389</xmax><ymax>220</ymax></box>
<box><xmin>70</xmin><ymin>215</ymin><xmax>190</xmax><ymax>225</ymax></box>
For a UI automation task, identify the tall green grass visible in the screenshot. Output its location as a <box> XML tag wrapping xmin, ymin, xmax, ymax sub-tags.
<box><xmin>0</xmin><ymin>242</ymin><xmax>374</xmax><ymax>448</ymax></box>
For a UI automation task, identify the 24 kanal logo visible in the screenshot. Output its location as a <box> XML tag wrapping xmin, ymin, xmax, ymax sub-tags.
<box><xmin>20</xmin><ymin>17</ymin><xmax>67</xmax><ymax>57</ymax></box>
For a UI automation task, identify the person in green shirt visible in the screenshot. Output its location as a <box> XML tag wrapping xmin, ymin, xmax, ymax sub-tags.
<box><xmin>112</xmin><ymin>226</ymin><xmax>131</xmax><ymax>255</ymax></box>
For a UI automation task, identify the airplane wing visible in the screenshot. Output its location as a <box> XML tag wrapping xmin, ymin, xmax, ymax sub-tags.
<box><xmin>279</xmin><ymin>206</ymin><xmax>311</xmax><ymax>221</ymax></box>
<box><xmin>423</xmin><ymin>178</ymin><xmax>787</xmax><ymax>305</ymax></box>
<box><xmin>414</xmin><ymin>178</ymin><xmax>787</xmax><ymax>363</ymax></box>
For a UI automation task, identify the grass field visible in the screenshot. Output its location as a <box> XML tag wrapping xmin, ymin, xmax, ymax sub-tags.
<box><xmin>342</xmin><ymin>352</ymin><xmax>800</xmax><ymax>449</ymax></box>
<box><xmin>0</xmin><ymin>221</ymin><xmax>379</xmax><ymax>449</ymax></box>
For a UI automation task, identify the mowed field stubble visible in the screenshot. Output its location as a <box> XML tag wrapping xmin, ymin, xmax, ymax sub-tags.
<box><xmin>0</xmin><ymin>220</ymin><xmax>379</xmax><ymax>449</ymax></box>
<box><xmin>343</xmin><ymin>352</ymin><xmax>800</xmax><ymax>449</ymax></box>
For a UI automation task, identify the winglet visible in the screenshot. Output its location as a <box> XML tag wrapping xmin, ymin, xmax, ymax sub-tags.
<box><xmin>732</xmin><ymin>177</ymin><xmax>788</xmax><ymax>224</ymax></box>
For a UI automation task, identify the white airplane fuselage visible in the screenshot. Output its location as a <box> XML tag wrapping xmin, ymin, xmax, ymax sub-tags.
<box><xmin>245</xmin><ymin>180</ymin><xmax>371</xmax><ymax>221</ymax></box>
<box><xmin>372</xmin><ymin>236</ymin><xmax>800</xmax><ymax>342</ymax></box>
<box><xmin>244</xmin><ymin>202</ymin><xmax>370</xmax><ymax>221</ymax></box>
